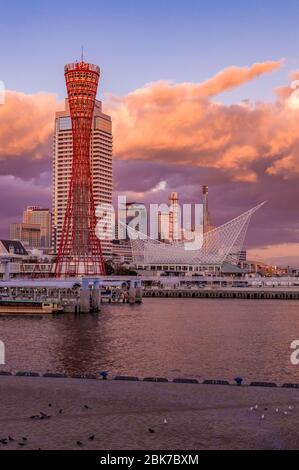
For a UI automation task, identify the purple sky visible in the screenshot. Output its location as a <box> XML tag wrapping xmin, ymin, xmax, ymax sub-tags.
<box><xmin>1</xmin><ymin>0</ymin><xmax>299</xmax><ymax>265</ymax></box>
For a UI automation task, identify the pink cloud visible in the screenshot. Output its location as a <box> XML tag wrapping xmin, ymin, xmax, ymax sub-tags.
<box><xmin>0</xmin><ymin>90</ymin><xmax>61</xmax><ymax>177</ymax></box>
<box><xmin>106</xmin><ymin>59</ymin><xmax>299</xmax><ymax>183</ymax></box>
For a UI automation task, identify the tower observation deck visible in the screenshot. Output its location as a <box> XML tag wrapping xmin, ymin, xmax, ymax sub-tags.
<box><xmin>54</xmin><ymin>61</ymin><xmax>105</xmax><ymax>277</ymax></box>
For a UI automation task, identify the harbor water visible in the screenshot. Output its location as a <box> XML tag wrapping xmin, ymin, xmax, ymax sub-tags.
<box><xmin>1</xmin><ymin>298</ymin><xmax>299</xmax><ymax>383</ymax></box>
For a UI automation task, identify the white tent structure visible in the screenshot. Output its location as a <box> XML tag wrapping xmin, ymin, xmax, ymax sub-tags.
<box><xmin>128</xmin><ymin>202</ymin><xmax>265</xmax><ymax>267</ymax></box>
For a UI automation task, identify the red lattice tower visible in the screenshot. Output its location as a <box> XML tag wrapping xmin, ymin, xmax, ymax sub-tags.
<box><xmin>54</xmin><ymin>61</ymin><xmax>105</xmax><ymax>277</ymax></box>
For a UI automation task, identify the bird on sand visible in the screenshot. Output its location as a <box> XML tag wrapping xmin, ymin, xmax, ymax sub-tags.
<box><xmin>77</xmin><ymin>441</ymin><xmax>83</xmax><ymax>447</ymax></box>
<box><xmin>89</xmin><ymin>435</ymin><xmax>95</xmax><ymax>441</ymax></box>
<box><xmin>148</xmin><ymin>428</ymin><xmax>155</xmax><ymax>433</ymax></box>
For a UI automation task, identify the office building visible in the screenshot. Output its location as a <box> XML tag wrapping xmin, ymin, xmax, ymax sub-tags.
<box><xmin>23</xmin><ymin>206</ymin><xmax>52</xmax><ymax>248</ymax></box>
<box><xmin>10</xmin><ymin>223</ymin><xmax>41</xmax><ymax>248</ymax></box>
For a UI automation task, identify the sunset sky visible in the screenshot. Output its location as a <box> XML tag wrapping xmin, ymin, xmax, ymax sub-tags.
<box><xmin>1</xmin><ymin>0</ymin><xmax>299</xmax><ymax>264</ymax></box>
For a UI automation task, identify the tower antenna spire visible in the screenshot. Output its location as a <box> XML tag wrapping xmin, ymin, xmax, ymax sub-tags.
<box><xmin>81</xmin><ymin>46</ymin><xmax>84</xmax><ymax>62</ymax></box>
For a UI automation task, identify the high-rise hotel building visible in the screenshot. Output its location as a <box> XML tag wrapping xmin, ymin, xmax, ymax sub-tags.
<box><xmin>52</xmin><ymin>98</ymin><xmax>113</xmax><ymax>257</ymax></box>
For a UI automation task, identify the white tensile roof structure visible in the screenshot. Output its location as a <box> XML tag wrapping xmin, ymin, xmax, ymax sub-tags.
<box><xmin>128</xmin><ymin>202</ymin><xmax>266</xmax><ymax>266</ymax></box>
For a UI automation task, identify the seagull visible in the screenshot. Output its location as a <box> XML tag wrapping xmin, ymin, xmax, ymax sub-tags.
<box><xmin>164</xmin><ymin>419</ymin><xmax>168</xmax><ymax>425</ymax></box>
<box><xmin>48</xmin><ymin>404</ymin><xmax>52</xmax><ymax>408</ymax></box>
<box><xmin>276</xmin><ymin>408</ymin><xmax>279</xmax><ymax>413</ymax></box>
<box><xmin>249</xmin><ymin>407</ymin><xmax>254</xmax><ymax>412</ymax></box>
<box><xmin>59</xmin><ymin>409</ymin><xmax>63</xmax><ymax>415</ymax></box>
<box><xmin>22</xmin><ymin>437</ymin><xmax>27</xmax><ymax>442</ymax></box>
<box><xmin>261</xmin><ymin>415</ymin><xmax>265</xmax><ymax>420</ymax></box>
<box><xmin>288</xmin><ymin>406</ymin><xmax>294</xmax><ymax>411</ymax></box>
<box><xmin>148</xmin><ymin>428</ymin><xmax>155</xmax><ymax>434</ymax></box>
<box><xmin>284</xmin><ymin>411</ymin><xmax>290</xmax><ymax>416</ymax></box>
<box><xmin>84</xmin><ymin>405</ymin><xmax>89</xmax><ymax>410</ymax></box>
<box><xmin>254</xmin><ymin>405</ymin><xmax>259</xmax><ymax>410</ymax></box>
<box><xmin>8</xmin><ymin>436</ymin><xmax>14</xmax><ymax>441</ymax></box>
<box><xmin>19</xmin><ymin>443</ymin><xmax>25</xmax><ymax>447</ymax></box>
<box><xmin>77</xmin><ymin>441</ymin><xmax>83</xmax><ymax>447</ymax></box>
<box><xmin>89</xmin><ymin>435</ymin><xmax>95</xmax><ymax>441</ymax></box>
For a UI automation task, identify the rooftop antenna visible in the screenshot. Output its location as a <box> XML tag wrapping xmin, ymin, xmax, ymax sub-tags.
<box><xmin>81</xmin><ymin>45</ymin><xmax>84</xmax><ymax>62</ymax></box>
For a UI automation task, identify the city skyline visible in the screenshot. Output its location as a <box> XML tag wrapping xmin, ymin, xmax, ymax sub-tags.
<box><xmin>2</xmin><ymin>0</ymin><xmax>299</xmax><ymax>265</ymax></box>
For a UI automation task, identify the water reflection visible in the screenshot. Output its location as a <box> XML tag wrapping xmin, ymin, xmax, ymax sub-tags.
<box><xmin>1</xmin><ymin>299</ymin><xmax>299</xmax><ymax>383</ymax></box>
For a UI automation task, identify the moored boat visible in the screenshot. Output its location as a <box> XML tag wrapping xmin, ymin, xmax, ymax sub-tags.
<box><xmin>0</xmin><ymin>299</ymin><xmax>63</xmax><ymax>315</ymax></box>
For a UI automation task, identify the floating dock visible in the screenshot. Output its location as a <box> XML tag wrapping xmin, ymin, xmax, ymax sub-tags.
<box><xmin>0</xmin><ymin>277</ymin><xmax>143</xmax><ymax>314</ymax></box>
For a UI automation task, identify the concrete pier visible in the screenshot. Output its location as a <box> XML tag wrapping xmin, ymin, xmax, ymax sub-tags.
<box><xmin>143</xmin><ymin>288</ymin><xmax>299</xmax><ymax>300</ymax></box>
<box><xmin>91</xmin><ymin>285</ymin><xmax>101</xmax><ymax>312</ymax></box>
<box><xmin>79</xmin><ymin>290</ymin><xmax>90</xmax><ymax>313</ymax></box>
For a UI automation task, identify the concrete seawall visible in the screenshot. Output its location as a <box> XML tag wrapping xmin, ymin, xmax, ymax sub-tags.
<box><xmin>143</xmin><ymin>289</ymin><xmax>299</xmax><ymax>300</ymax></box>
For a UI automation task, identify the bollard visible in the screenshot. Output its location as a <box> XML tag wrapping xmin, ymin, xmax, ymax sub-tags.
<box><xmin>234</xmin><ymin>377</ymin><xmax>243</xmax><ymax>386</ymax></box>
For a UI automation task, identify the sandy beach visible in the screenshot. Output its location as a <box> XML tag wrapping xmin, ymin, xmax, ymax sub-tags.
<box><xmin>1</xmin><ymin>376</ymin><xmax>299</xmax><ymax>450</ymax></box>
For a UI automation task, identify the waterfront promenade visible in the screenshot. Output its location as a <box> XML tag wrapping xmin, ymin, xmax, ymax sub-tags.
<box><xmin>1</xmin><ymin>376</ymin><xmax>299</xmax><ymax>450</ymax></box>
